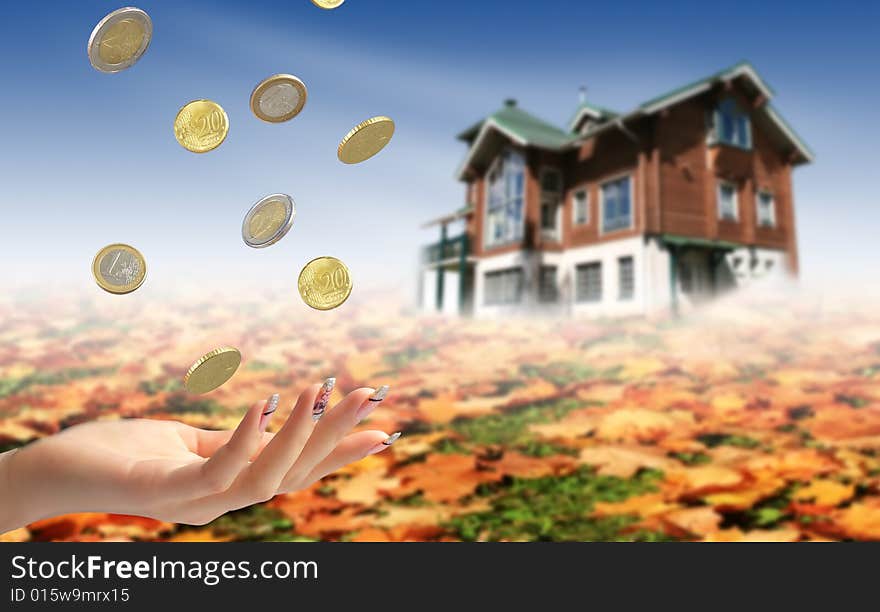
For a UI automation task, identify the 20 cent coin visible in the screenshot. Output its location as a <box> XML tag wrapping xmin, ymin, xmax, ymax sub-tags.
<box><xmin>174</xmin><ymin>99</ymin><xmax>229</xmax><ymax>153</ymax></box>
<box><xmin>298</xmin><ymin>257</ymin><xmax>353</xmax><ymax>310</ymax></box>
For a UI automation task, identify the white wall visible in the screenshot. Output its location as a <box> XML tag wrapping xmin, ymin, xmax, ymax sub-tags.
<box><xmin>473</xmin><ymin>236</ymin><xmax>650</xmax><ymax>318</ymax></box>
<box><xmin>421</xmin><ymin>268</ymin><xmax>460</xmax><ymax>316</ymax></box>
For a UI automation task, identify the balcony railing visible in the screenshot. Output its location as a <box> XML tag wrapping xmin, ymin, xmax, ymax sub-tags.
<box><xmin>422</xmin><ymin>233</ymin><xmax>469</xmax><ymax>266</ymax></box>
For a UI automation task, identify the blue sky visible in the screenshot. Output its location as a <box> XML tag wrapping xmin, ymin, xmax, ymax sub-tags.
<box><xmin>0</xmin><ymin>0</ymin><xmax>878</xmax><ymax>298</ymax></box>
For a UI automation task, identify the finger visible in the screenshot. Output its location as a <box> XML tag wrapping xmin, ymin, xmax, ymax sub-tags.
<box><xmin>279</xmin><ymin>387</ymin><xmax>376</xmax><ymax>491</ymax></box>
<box><xmin>285</xmin><ymin>430</ymin><xmax>390</xmax><ymax>492</ymax></box>
<box><xmin>165</xmin><ymin>399</ymin><xmax>266</xmax><ymax>498</ymax></box>
<box><xmin>228</xmin><ymin>384</ymin><xmax>322</xmax><ymax>505</ymax></box>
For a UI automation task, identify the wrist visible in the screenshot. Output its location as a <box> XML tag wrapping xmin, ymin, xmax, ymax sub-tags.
<box><xmin>0</xmin><ymin>447</ymin><xmax>41</xmax><ymax>534</ymax></box>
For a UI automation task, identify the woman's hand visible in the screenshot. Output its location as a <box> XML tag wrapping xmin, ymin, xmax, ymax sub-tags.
<box><xmin>0</xmin><ymin>380</ymin><xmax>398</xmax><ymax>533</ymax></box>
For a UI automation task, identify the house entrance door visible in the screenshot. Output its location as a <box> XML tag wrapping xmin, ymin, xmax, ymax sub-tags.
<box><xmin>678</xmin><ymin>250</ymin><xmax>712</xmax><ymax>304</ymax></box>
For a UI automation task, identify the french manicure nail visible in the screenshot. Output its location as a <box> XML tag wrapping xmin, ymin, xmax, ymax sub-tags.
<box><xmin>356</xmin><ymin>385</ymin><xmax>390</xmax><ymax>423</ymax></box>
<box><xmin>312</xmin><ymin>377</ymin><xmax>335</xmax><ymax>422</ymax></box>
<box><xmin>368</xmin><ymin>432</ymin><xmax>401</xmax><ymax>455</ymax></box>
<box><xmin>259</xmin><ymin>393</ymin><xmax>279</xmax><ymax>433</ymax></box>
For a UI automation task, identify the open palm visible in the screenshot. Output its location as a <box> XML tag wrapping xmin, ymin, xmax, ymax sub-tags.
<box><xmin>4</xmin><ymin>383</ymin><xmax>396</xmax><ymax>528</ymax></box>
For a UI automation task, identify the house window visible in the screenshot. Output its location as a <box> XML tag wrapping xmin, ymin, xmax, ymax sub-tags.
<box><xmin>757</xmin><ymin>191</ymin><xmax>776</xmax><ymax>227</ymax></box>
<box><xmin>601</xmin><ymin>176</ymin><xmax>632</xmax><ymax>233</ymax></box>
<box><xmin>717</xmin><ymin>181</ymin><xmax>739</xmax><ymax>221</ymax></box>
<box><xmin>575</xmin><ymin>262</ymin><xmax>602</xmax><ymax>303</ymax></box>
<box><xmin>485</xmin><ymin>150</ymin><xmax>525</xmax><ymax>249</ymax></box>
<box><xmin>540</xmin><ymin>202</ymin><xmax>557</xmax><ymax>231</ymax></box>
<box><xmin>712</xmin><ymin>98</ymin><xmax>751</xmax><ymax>149</ymax></box>
<box><xmin>484</xmin><ymin>268</ymin><xmax>523</xmax><ymax>305</ymax></box>
<box><xmin>618</xmin><ymin>256</ymin><xmax>634</xmax><ymax>300</ymax></box>
<box><xmin>573</xmin><ymin>189</ymin><xmax>589</xmax><ymax>225</ymax></box>
<box><xmin>538</xmin><ymin>266</ymin><xmax>558</xmax><ymax>303</ymax></box>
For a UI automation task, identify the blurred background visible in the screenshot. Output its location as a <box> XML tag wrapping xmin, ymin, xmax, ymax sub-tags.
<box><xmin>0</xmin><ymin>0</ymin><xmax>878</xmax><ymax>298</ymax></box>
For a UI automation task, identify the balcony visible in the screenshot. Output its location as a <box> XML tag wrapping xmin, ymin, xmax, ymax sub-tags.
<box><xmin>422</xmin><ymin>233</ymin><xmax>469</xmax><ymax>267</ymax></box>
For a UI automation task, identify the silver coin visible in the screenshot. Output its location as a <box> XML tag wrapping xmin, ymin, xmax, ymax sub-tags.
<box><xmin>87</xmin><ymin>7</ymin><xmax>153</xmax><ymax>73</ymax></box>
<box><xmin>242</xmin><ymin>194</ymin><xmax>296</xmax><ymax>248</ymax></box>
<box><xmin>98</xmin><ymin>248</ymin><xmax>142</xmax><ymax>286</ymax></box>
<box><xmin>260</xmin><ymin>83</ymin><xmax>301</xmax><ymax>119</ymax></box>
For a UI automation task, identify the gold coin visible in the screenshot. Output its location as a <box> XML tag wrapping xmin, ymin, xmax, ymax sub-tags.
<box><xmin>88</xmin><ymin>7</ymin><xmax>152</xmax><ymax>73</ymax></box>
<box><xmin>174</xmin><ymin>100</ymin><xmax>229</xmax><ymax>153</ymax></box>
<box><xmin>183</xmin><ymin>347</ymin><xmax>242</xmax><ymax>394</ymax></box>
<box><xmin>298</xmin><ymin>257</ymin><xmax>353</xmax><ymax>311</ymax></box>
<box><xmin>337</xmin><ymin>116</ymin><xmax>395</xmax><ymax>164</ymax></box>
<box><xmin>310</xmin><ymin>0</ymin><xmax>345</xmax><ymax>9</ymax></box>
<box><xmin>250</xmin><ymin>74</ymin><xmax>308</xmax><ymax>123</ymax></box>
<box><xmin>92</xmin><ymin>244</ymin><xmax>147</xmax><ymax>295</ymax></box>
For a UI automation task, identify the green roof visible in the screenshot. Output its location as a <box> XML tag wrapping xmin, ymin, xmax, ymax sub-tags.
<box><xmin>661</xmin><ymin>234</ymin><xmax>741</xmax><ymax>250</ymax></box>
<box><xmin>639</xmin><ymin>61</ymin><xmax>774</xmax><ymax>110</ymax></box>
<box><xmin>458</xmin><ymin>103</ymin><xmax>575</xmax><ymax>149</ymax></box>
<box><xmin>567</xmin><ymin>102</ymin><xmax>619</xmax><ymax>130</ymax></box>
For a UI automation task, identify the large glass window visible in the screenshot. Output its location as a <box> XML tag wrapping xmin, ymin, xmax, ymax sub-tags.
<box><xmin>601</xmin><ymin>176</ymin><xmax>632</xmax><ymax>233</ymax></box>
<box><xmin>717</xmin><ymin>182</ymin><xmax>739</xmax><ymax>221</ymax></box>
<box><xmin>618</xmin><ymin>256</ymin><xmax>635</xmax><ymax>300</ymax></box>
<box><xmin>757</xmin><ymin>191</ymin><xmax>776</xmax><ymax>227</ymax></box>
<box><xmin>484</xmin><ymin>268</ymin><xmax>523</xmax><ymax>305</ymax></box>
<box><xmin>713</xmin><ymin>98</ymin><xmax>751</xmax><ymax>149</ymax></box>
<box><xmin>575</xmin><ymin>262</ymin><xmax>602</xmax><ymax>302</ymax></box>
<box><xmin>538</xmin><ymin>266</ymin><xmax>558</xmax><ymax>303</ymax></box>
<box><xmin>573</xmin><ymin>189</ymin><xmax>589</xmax><ymax>225</ymax></box>
<box><xmin>485</xmin><ymin>150</ymin><xmax>525</xmax><ymax>248</ymax></box>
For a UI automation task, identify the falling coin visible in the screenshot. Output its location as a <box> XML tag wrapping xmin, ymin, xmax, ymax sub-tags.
<box><xmin>298</xmin><ymin>256</ymin><xmax>353</xmax><ymax>311</ymax></box>
<box><xmin>92</xmin><ymin>244</ymin><xmax>147</xmax><ymax>295</ymax></box>
<box><xmin>242</xmin><ymin>193</ymin><xmax>296</xmax><ymax>248</ymax></box>
<box><xmin>183</xmin><ymin>347</ymin><xmax>242</xmax><ymax>394</ymax></box>
<box><xmin>250</xmin><ymin>74</ymin><xmax>308</xmax><ymax>123</ymax></box>
<box><xmin>337</xmin><ymin>116</ymin><xmax>395</xmax><ymax>164</ymax></box>
<box><xmin>310</xmin><ymin>0</ymin><xmax>345</xmax><ymax>9</ymax></box>
<box><xmin>88</xmin><ymin>7</ymin><xmax>153</xmax><ymax>73</ymax></box>
<box><xmin>173</xmin><ymin>99</ymin><xmax>229</xmax><ymax>153</ymax></box>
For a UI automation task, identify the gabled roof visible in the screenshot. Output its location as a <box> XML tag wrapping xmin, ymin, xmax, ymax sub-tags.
<box><xmin>567</xmin><ymin>101</ymin><xmax>619</xmax><ymax>132</ymax></box>
<box><xmin>638</xmin><ymin>61</ymin><xmax>775</xmax><ymax>113</ymax></box>
<box><xmin>456</xmin><ymin>103</ymin><xmax>575</xmax><ymax>179</ymax></box>
<box><xmin>458</xmin><ymin>102</ymin><xmax>574</xmax><ymax>148</ymax></box>
<box><xmin>457</xmin><ymin>61</ymin><xmax>812</xmax><ymax>180</ymax></box>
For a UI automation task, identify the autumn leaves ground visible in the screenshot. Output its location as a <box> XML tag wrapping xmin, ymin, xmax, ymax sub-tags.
<box><xmin>3</xmin><ymin>289</ymin><xmax>880</xmax><ymax>541</ymax></box>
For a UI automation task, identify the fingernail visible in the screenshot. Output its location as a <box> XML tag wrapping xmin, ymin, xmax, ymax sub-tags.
<box><xmin>368</xmin><ymin>432</ymin><xmax>401</xmax><ymax>455</ymax></box>
<box><xmin>356</xmin><ymin>385</ymin><xmax>390</xmax><ymax>423</ymax></box>
<box><xmin>312</xmin><ymin>377</ymin><xmax>335</xmax><ymax>422</ymax></box>
<box><xmin>259</xmin><ymin>393</ymin><xmax>279</xmax><ymax>433</ymax></box>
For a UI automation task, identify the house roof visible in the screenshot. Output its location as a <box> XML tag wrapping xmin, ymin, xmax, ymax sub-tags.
<box><xmin>455</xmin><ymin>102</ymin><xmax>575</xmax><ymax>178</ymax></box>
<box><xmin>456</xmin><ymin>61</ymin><xmax>813</xmax><ymax>180</ymax></box>
<box><xmin>567</xmin><ymin>101</ymin><xmax>619</xmax><ymax>131</ymax></box>
<box><xmin>458</xmin><ymin>102</ymin><xmax>574</xmax><ymax>149</ymax></box>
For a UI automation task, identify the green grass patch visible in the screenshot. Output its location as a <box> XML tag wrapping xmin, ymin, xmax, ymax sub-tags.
<box><xmin>835</xmin><ymin>394</ymin><xmax>870</xmax><ymax>409</ymax></box>
<box><xmin>204</xmin><ymin>506</ymin><xmax>313</xmax><ymax>542</ymax></box>
<box><xmin>697</xmin><ymin>432</ymin><xmax>761</xmax><ymax>449</ymax></box>
<box><xmin>139</xmin><ymin>378</ymin><xmax>183</xmax><ymax>395</ymax></box>
<box><xmin>446</xmin><ymin>467</ymin><xmax>671</xmax><ymax>542</ymax></box>
<box><xmin>450</xmin><ymin>397</ymin><xmax>591</xmax><ymax>447</ymax></box>
<box><xmin>668</xmin><ymin>451</ymin><xmax>712</xmax><ymax>466</ymax></box>
<box><xmin>389</xmin><ymin>492</ymin><xmax>431</xmax><ymax>507</ymax></box>
<box><xmin>519</xmin><ymin>362</ymin><xmax>622</xmax><ymax>387</ymax></box>
<box><xmin>383</xmin><ymin>346</ymin><xmax>436</xmax><ymax>371</ymax></box>
<box><xmin>0</xmin><ymin>367</ymin><xmax>115</xmax><ymax>399</ymax></box>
